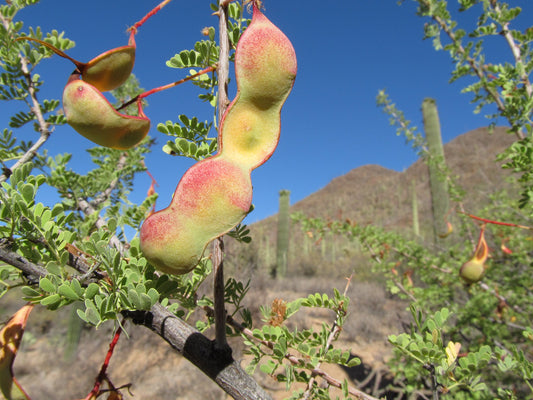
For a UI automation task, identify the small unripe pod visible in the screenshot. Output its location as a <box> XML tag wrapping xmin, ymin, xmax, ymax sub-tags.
<box><xmin>459</xmin><ymin>260</ymin><xmax>486</xmax><ymax>284</ymax></box>
<box><xmin>140</xmin><ymin>157</ymin><xmax>252</xmax><ymax>274</ymax></box>
<box><xmin>459</xmin><ymin>226</ymin><xmax>489</xmax><ymax>284</ymax></box>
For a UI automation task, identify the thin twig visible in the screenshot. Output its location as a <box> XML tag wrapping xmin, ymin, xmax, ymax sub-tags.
<box><xmin>303</xmin><ymin>276</ymin><xmax>353</xmax><ymax>399</ymax></box>
<box><xmin>212</xmin><ymin>0</ymin><xmax>232</xmax><ymax>351</ymax></box>
<box><xmin>0</xmin><ymin>14</ymin><xmax>53</xmax><ymax>183</ymax></box>
<box><xmin>363</xmin><ymin>239</ymin><xmax>418</xmax><ymax>302</ymax></box>
<box><xmin>129</xmin><ymin>0</ymin><xmax>174</xmax><ymax>35</ymax></box>
<box><xmin>419</xmin><ymin>0</ymin><xmax>524</xmax><ymax>140</ymax></box>
<box><xmin>116</xmin><ymin>66</ymin><xmax>216</xmax><ymax>111</ymax></box>
<box><xmin>76</xmin><ymin>197</ymin><xmax>125</xmax><ymax>254</ymax></box>
<box><xmin>84</xmin><ymin>325</ymin><xmax>123</xmax><ymax>400</ymax></box>
<box><xmin>90</xmin><ymin>153</ymin><xmax>129</xmax><ymax>208</ymax></box>
<box><xmin>459</xmin><ymin>210</ymin><xmax>532</xmax><ymax>230</ymax></box>
<box><xmin>74</xmin><ymin>153</ymin><xmax>129</xmax><ymax>253</ymax></box>
<box><xmin>489</xmin><ymin>0</ymin><xmax>533</xmax><ymax>98</ymax></box>
<box><xmin>478</xmin><ymin>281</ymin><xmax>524</xmax><ymax>314</ymax></box>
<box><xmin>218</xmin><ymin>309</ymin><xmax>381</xmax><ymax>400</ymax></box>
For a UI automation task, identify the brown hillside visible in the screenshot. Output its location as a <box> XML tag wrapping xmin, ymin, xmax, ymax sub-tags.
<box><xmin>291</xmin><ymin>126</ymin><xmax>515</xmax><ymax>228</ymax></box>
<box><xmin>225</xmin><ymin>126</ymin><xmax>518</xmax><ymax>276</ymax></box>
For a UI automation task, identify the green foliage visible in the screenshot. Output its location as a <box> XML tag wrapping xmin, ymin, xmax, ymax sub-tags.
<box><xmin>226</xmin><ymin>223</ymin><xmax>252</xmax><ymax>244</ymax></box>
<box><xmin>293</xmin><ymin>196</ymin><xmax>533</xmax><ymax>397</ymax></box>
<box><xmin>405</xmin><ymin>0</ymin><xmax>533</xmax><ymax>215</ymax></box>
<box><xmin>377</xmin><ymin>91</ymin><xmax>466</xmax><ymax>204</ymax></box>
<box><xmin>158</xmin><ymin>1</ymin><xmax>251</xmax><ymax>160</ymax></box>
<box><xmin>166</xmin><ymin>40</ymin><xmax>219</xmax><ymax>70</ymax></box>
<box><xmin>388</xmin><ymin>306</ymin><xmax>492</xmax><ymax>396</ymax></box>
<box><xmin>376</xmin><ymin>90</ymin><xmax>427</xmax><ymax>157</ymax></box>
<box><xmin>158</xmin><ymin>115</ymin><xmax>217</xmax><ymax>160</ymax></box>
<box><xmin>244</xmin><ymin>288</ymin><xmax>359</xmax><ymax>397</ymax></box>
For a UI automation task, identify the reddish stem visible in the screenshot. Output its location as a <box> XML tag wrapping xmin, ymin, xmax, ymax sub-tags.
<box><xmin>460</xmin><ymin>211</ymin><xmax>532</xmax><ymax>230</ymax></box>
<box><xmin>84</xmin><ymin>326</ymin><xmax>123</xmax><ymax>400</ymax></box>
<box><xmin>15</xmin><ymin>37</ymin><xmax>85</xmax><ymax>69</ymax></box>
<box><xmin>130</xmin><ymin>0</ymin><xmax>174</xmax><ymax>34</ymax></box>
<box><xmin>138</xmin><ymin>66</ymin><xmax>216</xmax><ymax>100</ymax></box>
<box><xmin>116</xmin><ymin>66</ymin><xmax>216</xmax><ymax>111</ymax></box>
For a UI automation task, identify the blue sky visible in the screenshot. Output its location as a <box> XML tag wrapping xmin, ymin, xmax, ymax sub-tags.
<box><xmin>3</xmin><ymin>0</ymin><xmax>532</xmax><ymax>225</ymax></box>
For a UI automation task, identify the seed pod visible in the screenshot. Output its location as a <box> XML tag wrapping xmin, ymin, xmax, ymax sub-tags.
<box><xmin>16</xmin><ymin>36</ymin><xmax>135</xmax><ymax>92</ymax></box>
<box><xmin>460</xmin><ymin>226</ymin><xmax>489</xmax><ymax>284</ymax></box>
<box><xmin>62</xmin><ymin>75</ymin><xmax>150</xmax><ymax>150</ymax></box>
<box><xmin>140</xmin><ymin>157</ymin><xmax>252</xmax><ymax>274</ymax></box>
<box><xmin>140</xmin><ymin>3</ymin><xmax>297</xmax><ymax>275</ymax></box>
<box><xmin>219</xmin><ymin>3</ymin><xmax>297</xmax><ymax>170</ymax></box>
<box><xmin>80</xmin><ymin>41</ymin><xmax>136</xmax><ymax>92</ymax></box>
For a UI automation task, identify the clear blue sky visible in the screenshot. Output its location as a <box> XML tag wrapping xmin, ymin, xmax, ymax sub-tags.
<box><xmin>3</xmin><ymin>0</ymin><xmax>532</xmax><ymax>224</ymax></box>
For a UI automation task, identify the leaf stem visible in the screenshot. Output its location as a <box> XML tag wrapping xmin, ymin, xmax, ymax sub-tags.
<box><xmin>302</xmin><ymin>278</ymin><xmax>352</xmax><ymax>399</ymax></box>
<box><xmin>0</xmin><ymin>16</ymin><xmax>54</xmax><ymax>183</ymax></box>
<box><xmin>129</xmin><ymin>0</ymin><xmax>174</xmax><ymax>36</ymax></box>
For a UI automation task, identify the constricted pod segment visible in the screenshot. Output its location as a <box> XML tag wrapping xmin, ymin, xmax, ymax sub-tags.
<box><xmin>219</xmin><ymin>4</ymin><xmax>297</xmax><ymax>170</ymax></box>
<box><xmin>62</xmin><ymin>75</ymin><xmax>150</xmax><ymax>150</ymax></box>
<box><xmin>140</xmin><ymin>3</ymin><xmax>297</xmax><ymax>275</ymax></box>
<box><xmin>140</xmin><ymin>157</ymin><xmax>252</xmax><ymax>274</ymax></box>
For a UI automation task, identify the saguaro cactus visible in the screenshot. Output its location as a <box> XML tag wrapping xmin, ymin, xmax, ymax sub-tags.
<box><xmin>422</xmin><ymin>98</ymin><xmax>450</xmax><ymax>243</ymax></box>
<box><xmin>276</xmin><ymin>189</ymin><xmax>290</xmax><ymax>278</ymax></box>
<box><xmin>412</xmin><ymin>180</ymin><xmax>420</xmax><ymax>237</ymax></box>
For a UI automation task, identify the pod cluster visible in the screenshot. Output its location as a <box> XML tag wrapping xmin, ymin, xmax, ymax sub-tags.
<box><xmin>139</xmin><ymin>4</ymin><xmax>297</xmax><ymax>274</ymax></box>
<box><xmin>20</xmin><ymin>19</ymin><xmax>150</xmax><ymax>149</ymax></box>
<box><xmin>61</xmin><ymin>33</ymin><xmax>151</xmax><ymax>150</ymax></box>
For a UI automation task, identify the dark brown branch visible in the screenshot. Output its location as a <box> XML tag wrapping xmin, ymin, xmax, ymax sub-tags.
<box><xmin>0</xmin><ymin>246</ymin><xmax>103</xmax><ymax>284</ymax></box>
<box><xmin>0</xmin><ymin>247</ymin><xmax>272</xmax><ymax>399</ymax></box>
<box><xmin>90</xmin><ymin>153</ymin><xmax>129</xmax><ymax>208</ymax></box>
<box><xmin>0</xmin><ymin>246</ymin><xmax>47</xmax><ymax>282</ymax></box>
<box><xmin>124</xmin><ymin>304</ymin><xmax>273</xmax><ymax>400</ymax></box>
